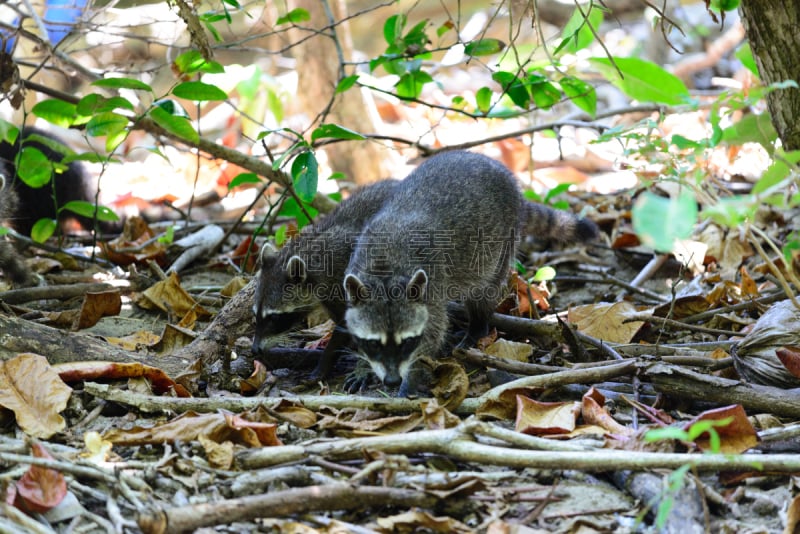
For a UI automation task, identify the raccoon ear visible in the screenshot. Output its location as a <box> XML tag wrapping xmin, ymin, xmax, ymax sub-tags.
<box><xmin>259</xmin><ymin>241</ymin><xmax>279</xmax><ymax>264</ymax></box>
<box><xmin>344</xmin><ymin>273</ymin><xmax>366</xmax><ymax>303</ymax></box>
<box><xmin>406</xmin><ymin>269</ymin><xmax>428</xmax><ymax>301</ymax></box>
<box><xmin>286</xmin><ymin>255</ymin><xmax>307</xmax><ymax>283</ymax></box>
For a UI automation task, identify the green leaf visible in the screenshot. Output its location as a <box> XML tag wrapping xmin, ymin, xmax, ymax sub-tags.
<box><xmin>31</xmin><ymin>218</ymin><xmax>57</xmax><ymax>243</ymax></box>
<box><xmin>529</xmin><ymin>76</ymin><xmax>561</xmax><ymax>109</ymax></box>
<box><xmin>492</xmin><ymin>71</ymin><xmax>530</xmax><ymax>109</ymax></box>
<box><xmin>464</xmin><ymin>38</ymin><xmax>505</xmax><ymax>57</ymax></box>
<box><xmin>31</xmin><ymin>100</ymin><xmax>78</xmax><ymax>128</ymax></box>
<box><xmin>395</xmin><ymin>70</ymin><xmax>433</xmax><ymax>99</ymax></box>
<box><xmin>436</xmin><ymin>21</ymin><xmax>454</xmax><ymax>38</ymax></box>
<box><xmin>753</xmin><ymin>150</ymin><xmax>800</xmax><ymax>194</ymax></box>
<box><xmin>336</xmin><ymin>74</ymin><xmax>359</xmax><ymax>94</ymax></box>
<box><xmin>154</xmin><ymin>99</ymin><xmax>190</xmax><ymax>118</ymax></box>
<box><xmin>148</xmin><ymin>106</ymin><xmax>199</xmax><ymax>144</ymax></box>
<box><xmin>632</xmin><ymin>191</ymin><xmax>698</xmax><ymax>252</ymax></box>
<box><xmin>0</xmin><ymin>119</ymin><xmax>18</xmax><ymax>144</ymax></box>
<box><xmin>157</xmin><ymin>225</ymin><xmax>175</xmax><ymax>245</ymax></box>
<box><xmin>60</xmin><ymin>201</ymin><xmax>119</xmax><ymax>222</ymax></box>
<box><xmin>276</xmin><ymin>8</ymin><xmax>310</xmax><ymax>25</ymax></box>
<box><xmin>311</xmin><ymin>123</ymin><xmax>366</xmax><ymax>142</ymax></box>
<box><xmin>556</xmin><ymin>7</ymin><xmax>603</xmax><ymax>55</ymax></box>
<box><xmin>228</xmin><ymin>172</ymin><xmax>261</xmax><ymax>189</ymax></box>
<box><xmin>173</xmin><ymin>50</ymin><xmax>224</xmax><ymax>75</ymax></box>
<box><xmin>544</xmin><ymin>183</ymin><xmax>572</xmax><ymax>203</ymax></box>
<box><xmin>279</xmin><ymin>197</ymin><xmax>318</xmax><ymax>229</ymax></box>
<box><xmin>701</xmin><ymin>195</ymin><xmax>758</xmax><ymax>227</ymax></box>
<box><xmin>589</xmin><ymin>57</ymin><xmax>690</xmax><ymax>105</ymax></box>
<box><xmin>17</xmin><ymin>147</ymin><xmax>53</xmax><ymax>188</ymax></box>
<box><xmin>476</xmin><ymin>87</ymin><xmax>492</xmax><ymax>113</ymax></box>
<box><xmin>735</xmin><ymin>44</ymin><xmax>759</xmax><ymax>78</ymax></box>
<box><xmin>560</xmin><ymin>76</ymin><xmax>596</xmax><ymax>116</ymax></box>
<box><xmin>710</xmin><ymin>0</ymin><xmax>740</xmax><ymax>11</ymax></box>
<box><xmin>86</xmin><ymin>111</ymin><xmax>129</xmax><ymax>138</ymax></box>
<box><xmin>172</xmin><ymin>81</ymin><xmax>228</xmax><ymax>101</ymax></box>
<box><xmin>77</xmin><ymin>94</ymin><xmax>134</xmax><ymax>115</ymax></box>
<box><xmin>720</xmin><ymin>112</ymin><xmax>778</xmax><ymax>151</ymax></box>
<box><xmin>92</xmin><ymin>77</ymin><xmax>153</xmax><ymax>92</ymax></box>
<box><xmin>532</xmin><ymin>266</ymin><xmax>556</xmax><ymax>282</ymax></box>
<box><xmin>274</xmin><ymin>224</ymin><xmax>288</xmax><ymax>246</ymax></box>
<box><xmin>670</xmin><ymin>134</ymin><xmax>706</xmax><ymax>150</ymax></box>
<box><xmin>384</xmin><ymin>14</ymin><xmax>406</xmax><ymax>47</ymax></box>
<box><xmin>291</xmin><ymin>152</ymin><xmax>319</xmax><ymax>203</ymax></box>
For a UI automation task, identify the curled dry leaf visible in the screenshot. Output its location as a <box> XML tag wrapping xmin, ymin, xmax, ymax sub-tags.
<box><xmin>684</xmin><ymin>404</ymin><xmax>758</xmax><ymax>454</ymax></box>
<box><xmin>102</xmin><ymin>409</ymin><xmax>280</xmax><ymax>447</ymax></box>
<box><xmin>581</xmin><ymin>387</ymin><xmax>632</xmax><ymax>437</ymax></box>
<box><xmin>74</xmin><ymin>290</ymin><xmax>122</xmax><ymax>330</ymax></box>
<box><xmin>430</xmin><ymin>358</ymin><xmax>469</xmax><ymax>411</ymax></box>
<box><xmin>14</xmin><ymin>443</ymin><xmax>67</xmax><ymax>514</ymax></box>
<box><xmin>101</xmin><ymin>216</ymin><xmax>166</xmax><ymax>266</ymax></box>
<box><xmin>732</xmin><ymin>300</ymin><xmax>800</xmax><ymax>388</ymax></box>
<box><xmin>54</xmin><ymin>360</ymin><xmax>191</xmax><ymax>397</ymax></box>
<box><xmin>515</xmin><ymin>395</ymin><xmax>581</xmax><ymax>435</ymax></box>
<box><xmin>137</xmin><ymin>271</ymin><xmax>211</xmax><ymax>319</ymax></box>
<box><xmin>0</xmin><ymin>354</ymin><xmax>71</xmax><ymax>439</ymax></box>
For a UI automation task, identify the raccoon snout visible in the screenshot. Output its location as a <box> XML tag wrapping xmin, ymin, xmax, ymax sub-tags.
<box><xmin>382</xmin><ymin>371</ymin><xmax>403</xmax><ymax>388</ymax></box>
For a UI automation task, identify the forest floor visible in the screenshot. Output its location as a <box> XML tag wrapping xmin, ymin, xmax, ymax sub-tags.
<box><xmin>3</xmin><ymin>105</ymin><xmax>800</xmax><ymax>533</ymax></box>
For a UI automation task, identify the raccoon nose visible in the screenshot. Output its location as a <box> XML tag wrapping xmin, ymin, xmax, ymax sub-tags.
<box><xmin>383</xmin><ymin>373</ymin><xmax>402</xmax><ymax>388</ymax></box>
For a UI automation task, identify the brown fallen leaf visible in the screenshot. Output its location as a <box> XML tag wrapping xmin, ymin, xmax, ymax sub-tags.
<box><xmin>138</xmin><ymin>271</ymin><xmax>211</xmax><ymax>319</ymax></box>
<box><xmin>74</xmin><ymin>289</ymin><xmax>122</xmax><ymax>330</ymax></box>
<box><xmin>14</xmin><ymin>443</ymin><xmax>67</xmax><ymax>514</ymax></box>
<box><xmin>568</xmin><ymin>301</ymin><xmax>645</xmax><ymax>344</ymax></box>
<box><xmin>54</xmin><ymin>360</ymin><xmax>191</xmax><ymax>397</ymax></box>
<box><xmin>683</xmin><ymin>404</ymin><xmax>758</xmax><ymax>454</ymax></box>
<box><xmin>582</xmin><ymin>387</ymin><xmax>633</xmax><ymax>437</ymax></box>
<box><xmin>103</xmin><ymin>408</ymin><xmax>281</xmax><ymax>447</ymax></box>
<box><xmin>515</xmin><ymin>395</ymin><xmax>580</xmax><ymax>435</ymax></box>
<box><xmin>0</xmin><ymin>354</ymin><xmax>71</xmax><ymax>439</ymax></box>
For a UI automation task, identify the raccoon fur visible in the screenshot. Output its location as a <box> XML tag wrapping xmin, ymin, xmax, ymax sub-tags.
<box><xmin>343</xmin><ymin>150</ymin><xmax>597</xmax><ymax>395</ymax></box>
<box><xmin>252</xmin><ymin>179</ymin><xmax>399</xmax><ymax>377</ymax></box>
<box><xmin>0</xmin><ymin>126</ymin><xmax>96</xmax><ymax>237</ymax></box>
<box><xmin>0</xmin><ymin>175</ymin><xmax>34</xmax><ymax>287</ymax></box>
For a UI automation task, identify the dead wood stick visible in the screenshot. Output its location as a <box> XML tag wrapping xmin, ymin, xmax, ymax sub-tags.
<box><xmin>646</xmin><ymin>363</ymin><xmax>800</xmax><ymax>419</ymax></box>
<box><xmin>170</xmin><ymin>280</ymin><xmax>255</xmax><ymax>372</ymax></box>
<box><xmin>137</xmin><ymin>485</ymin><xmax>436</xmax><ymax>534</ymax></box>
<box><xmin>236</xmin><ymin>420</ymin><xmax>800</xmax><ymax>473</ymax></box>
<box><xmin>0</xmin><ymin>314</ymin><xmax>188</xmax><ymax>376</ymax></box>
<box><xmin>0</xmin><ymin>282</ymin><xmax>113</xmax><ymax>305</ymax></box>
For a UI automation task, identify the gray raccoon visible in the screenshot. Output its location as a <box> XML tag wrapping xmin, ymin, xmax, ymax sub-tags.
<box><xmin>343</xmin><ymin>150</ymin><xmax>597</xmax><ymax>395</ymax></box>
<box><xmin>252</xmin><ymin>179</ymin><xmax>399</xmax><ymax>377</ymax></box>
<box><xmin>0</xmin><ymin>175</ymin><xmax>34</xmax><ymax>287</ymax></box>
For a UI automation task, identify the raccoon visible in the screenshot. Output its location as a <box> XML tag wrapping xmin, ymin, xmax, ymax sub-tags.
<box><xmin>0</xmin><ymin>126</ymin><xmax>96</xmax><ymax>237</ymax></box>
<box><xmin>343</xmin><ymin>150</ymin><xmax>597</xmax><ymax>395</ymax></box>
<box><xmin>252</xmin><ymin>179</ymin><xmax>399</xmax><ymax>377</ymax></box>
<box><xmin>0</xmin><ymin>174</ymin><xmax>34</xmax><ymax>287</ymax></box>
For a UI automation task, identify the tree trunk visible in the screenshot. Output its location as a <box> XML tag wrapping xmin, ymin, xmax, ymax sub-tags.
<box><xmin>288</xmin><ymin>0</ymin><xmax>391</xmax><ymax>185</ymax></box>
<box><xmin>739</xmin><ymin>1</ymin><xmax>800</xmax><ymax>150</ymax></box>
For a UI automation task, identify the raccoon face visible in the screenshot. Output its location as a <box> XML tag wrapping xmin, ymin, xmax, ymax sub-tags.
<box><xmin>344</xmin><ymin>270</ymin><xmax>429</xmax><ymax>387</ymax></box>
<box><xmin>252</xmin><ymin>245</ymin><xmax>315</xmax><ymax>354</ymax></box>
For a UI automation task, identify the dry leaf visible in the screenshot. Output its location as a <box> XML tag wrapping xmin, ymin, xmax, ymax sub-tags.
<box><xmin>568</xmin><ymin>301</ymin><xmax>644</xmax><ymax>343</ymax></box>
<box><xmin>582</xmin><ymin>387</ymin><xmax>632</xmax><ymax>437</ymax></box>
<box><xmin>14</xmin><ymin>443</ymin><xmax>67</xmax><ymax>514</ymax></box>
<box><xmin>74</xmin><ymin>290</ymin><xmax>122</xmax><ymax>330</ymax></box>
<box><xmin>376</xmin><ymin>509</ymin><xmax>472</xmax><ymax>533</ymax></box>
<box><xmin>430</xmin><ymin>358</ymin><xmax>469</xmax><ymax>411</ymax></box>
<box><xmin>138</xmin><ymin>271</ymin><xmax>210</xmax><ymax>318</ymax></box>
<box><xmin>484</xmin><ymin>339</ymin><xmax>533</xmax><ymax>362</ymax></box>
<box><xmin>198</xmin><ymin>434</ymin><xmax>234</xmax><ymax>470</ymax></box>
<box><xmin>515</xmin><ymin>395</ymin><xmax>580</xmax><ymax>435</ymax></box>
<box><xmin>684</xmin><ymin>404</ymin><xmax>758</xmax><ymax>454</ymax></box>
<box><xmin>103</xmin><ymin>409</ymin><xmax>280</xmax><ymax>447</ymax></box>
<box><xmin>0</xmin><ymin>354</ymin><xmax>71</xmax><ymax>439</ymax></box>
<box><xmin>101</xmin><ymin>216</ymin><xmax>166</xmax><ymax>266</ymax></box>
<box><xmin>54</xmin><ymin>361</ymin><xmax>190</xmax><ymax>397</ymax></box>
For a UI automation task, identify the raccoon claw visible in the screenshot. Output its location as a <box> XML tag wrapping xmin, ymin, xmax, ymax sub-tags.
<box><xmin>343</xmin><ymin>362</ymin><xmax>376</xmax><ymax>393</ymax></box>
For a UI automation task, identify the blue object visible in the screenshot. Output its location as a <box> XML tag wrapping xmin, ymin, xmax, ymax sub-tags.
<box><xmin>2</xmin><ymin>0</ymin><xmax>87</xmax><ymax>52</ymax></box>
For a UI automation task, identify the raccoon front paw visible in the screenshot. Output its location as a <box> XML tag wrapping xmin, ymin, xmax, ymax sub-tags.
<box><xmin>342</xmin><ymin>361</ymin><xmax>377</xmax><ymax>393</ymax></box>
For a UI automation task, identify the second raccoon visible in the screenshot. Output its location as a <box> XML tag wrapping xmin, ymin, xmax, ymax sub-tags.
<box><xmin>344</xmin><ymin>150</ymin><xmax>597</xmax><ymax>395</ymax></box>
<box><xmin>252</xmin><ymin>179</ymin><xmax>398</xmax><ymax>377</ymax></box>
